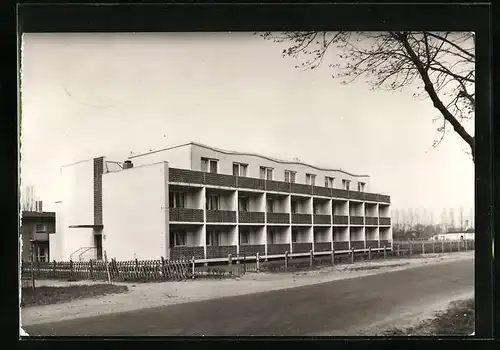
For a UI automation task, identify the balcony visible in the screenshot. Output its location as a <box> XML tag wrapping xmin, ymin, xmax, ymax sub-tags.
<box><xmin>379</xmin><ymin>217</ymin><xmax>391</xmax><ymax>226</ymax></box>
<box><xmin>313</xmin><ymin>214</ymin><xmax>331</xmax><ymax>225</ymax></box>
<box><xmin>170</xmin><ymin>246</ymin><xmax>205</xmax><ymax>260</ymax></box>
<box><xmin>292</xmin><ymin>242</ymin><xmax>313</xmax><ymax>254</ymax></box>
<box><xmin>350</xmin><ymin>216</ymin><xmax>364</xmax><ymax>225</ymax></box>
<box><xmin>333</xmin><ymin>215</ymin><xmax>349</xmax><ymax>225</ymax></box>
<box><xmin>206</xmin><ymin>245</ymin><xmax>237</xmax><ymax>259</ymax></box>
<box><xmin>314</xmin><ymin>242</ymin><xmax>332</xmax><ymax>252</ymax></box>
<box><xmin>366</xmin><ymin>240</ymin><xmax>379</xmax><ymax>249</ymax></box>
<box><xmin>169</xmin><ymin>168</ymin><xmax>204</xmax><ymax>184</ymax></box>
<box><xmin>363</xmin><ymin>192</ymin><xmax>379</xmax><ymax>202</ymax></box>
<box><xmin>331</xmin><ymin>188</ymin><xmax>349</xmax><ymax>199</ymax></box>
<box><xmin>238</xmin><ymin>211</ymin><xmax>265</xmax><ymax>224</ymax></box>
<box><xmin>351</xmin><ymin>241</ymin><xmax>365</xmax><ymax>250</ymax></box>
<box><xmin>379</xmin><ymin>240</ymin><xmax>392</xmax><ymax>248</ymax></box>
<box><xmin>239</xmin><ymin>244</ymin><xmax>265</xmax><ymax>256</ymax></box>
<box><xmin>205</xmin><ymin>172</ymin><xmax>236</xmax><ymax>187</ymax></box>
<box><xmin>237</xmin><ymin>177</ymin><xmax>265</xmax><ymax>191</ymax></box>
<box><xmin>267</xmin><ymin>212</ymin><xmax>290</xmax><ymax>224</ymax></box>
<box><xmin>267</xmin><ymin>243</ymin><xmax>290</xmax><ymax>255</ymax></box>
<box><xmin>34</xmin><ymin>232</ymin><xmax>49</xmax><ymax>241</ymax></box>
<box><xmin>291</xmin><ymin>183</ymin><xmax>312</xmax><ymax>195</ymax></box>
<box><xmin>333</xmin><ymin>241</ymin><xmax>350</xmax><ymax>251</ymax></box>
<box><xmin>266</xmin><ymin>180</ymin><xmax>291</xmax><ymax>193</ymax></box>
<box><xmin>206</xmin><ymin>210</ymin><xmax>237</xmax><ymax>223</ymax></box>
<box><xmin>365</xmin><ymin>217</ymin><xmax>379</xmax><ymax>226</ymax></box>
<box><xmin>348</xmin><ymin>191</ymin><xmax>364</xmax><ymax>200</ymax></box>
<box><xmin>379</xmin><ymin>195</ymin><xmax>391</xmax><ymax>203</ymax></box>
<box><xmin>291</xmin><ymin>213</ymin><xmax>312</xmax><ymax>224</ymax></box>
<box><xmin>313</xmin><ymin>186</ymin><xmax>331</xmax><ymax>197</ymax></box>
<box><xmin>169</xmin><ymin>208</ymin><xmax>204</xmax><ymax>222</ymax></box>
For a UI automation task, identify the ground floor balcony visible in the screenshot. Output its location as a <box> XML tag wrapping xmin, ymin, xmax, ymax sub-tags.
<box><xmin>206</xmin><ymin>245</ymin><xmax>237</xmax><ymax>259</ymax></box>
<box><xmin>170</xmin><ymin>246</ymin><xmax>205</xmax><ymax>260</ymax></box>
<box><xmin>239</xmin><ymin>244</ymin><xmax>266</xmax><ymax>256</ymax></box>
<box><xmin>292</xmin><ymin>242</ymin><xmax>313</xmax><ymax>254</ymax></box>
<box><xmin>379</xmin><ymin>240</ymin><xmax>392</xmax><ymax>248</ymax></box>
<box><xmin>366</xmin><ymin>240</ymin><xmax>379</xmax><ymax>249</ymax></box>
<box><xmin>314</xmin><ymin>242</ymin><xmax>332</xmax><ymax>252</ymax></box>
<box><xmin>350</xmin><ymin>241</ymin><xmax>365</xmax><ymax>250</ymax></box>
<box><xmin>267</xmin><ymin>243</ymin><xmax>291</xmax><ymax>255</ymax></box>
<box><xmin>333</xmin><ymin>241</ymin><xmax>350</xmax><ymax>251</ymax></box>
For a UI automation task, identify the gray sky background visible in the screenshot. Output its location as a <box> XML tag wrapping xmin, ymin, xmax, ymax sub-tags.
<box><xmin>20</xmin><ymin>33</ymin><xmax>474</xmax><ymax>219</ymax></box>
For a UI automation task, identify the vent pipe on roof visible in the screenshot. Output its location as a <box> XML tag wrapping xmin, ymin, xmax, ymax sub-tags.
<box><xmin>123</xmin><ymin>160</ymin><xmax>134</xmax><ymax>170</ymax></box>
<box><xmin>35</xmin><ymin>201</ymin><xmax>43</xmax><ymax>212</ymax></box>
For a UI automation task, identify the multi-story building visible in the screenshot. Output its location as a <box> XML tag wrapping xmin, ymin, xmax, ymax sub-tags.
<box><xmin>20</xmin><ymin>202</ymin><xmax>55</xmax><ymax>262</ymax></box>
<box><xmin>49</xmin><ymin>142</ymin><xmax>392</xmax><ymax>262</ymax></box>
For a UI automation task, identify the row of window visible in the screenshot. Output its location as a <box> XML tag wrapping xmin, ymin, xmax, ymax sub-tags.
<box><xmin>172</xmin><ymin>229</ymin><xmax>300</xmax><ymax>247</ymax></box>
<box><xmin>201</xmin><ymin>157</ymin><xmax>366</xmax><ymax>191</ymax></box>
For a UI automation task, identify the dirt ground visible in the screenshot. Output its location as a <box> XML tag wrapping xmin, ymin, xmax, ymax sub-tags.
<box><xmin>20</xmin><ymin>251</ymin><xmax>473</xmax><ymax>328</ymax></box>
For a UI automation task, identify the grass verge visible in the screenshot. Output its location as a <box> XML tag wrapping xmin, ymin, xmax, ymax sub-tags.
<box><xmin>383</xmin><ymin>298</ymin><xmax>474</xmax><ymax>336</ymax></box>
<box><xmin>21</xmin><ymin>284</ymin><xmax>129</xmax><ymax>307</ymax></box>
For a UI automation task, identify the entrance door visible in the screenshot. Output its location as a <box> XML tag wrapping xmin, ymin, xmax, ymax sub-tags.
<box><xmin>94</xmin><ymin>235</ymin><xmax>103</xmax><ymax>260</ymax></box>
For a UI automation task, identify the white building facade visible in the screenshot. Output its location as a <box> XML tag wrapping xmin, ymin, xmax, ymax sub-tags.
<box><xmin>50</xmin><ymin>142</ymin><xmax>392</xmax><ymax>262</ymax></box>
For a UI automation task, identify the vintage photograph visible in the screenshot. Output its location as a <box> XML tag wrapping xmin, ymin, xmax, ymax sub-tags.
<box><xmin>19</xmin><ymin>31</ymin><xmax>475</xmax><ymax>336</ymax></box>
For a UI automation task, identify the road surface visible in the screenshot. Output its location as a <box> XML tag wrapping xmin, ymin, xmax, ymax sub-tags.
<box><xmin>25</xmin><ymin>258</ymin><xmax>473</xmax><ymax>336</ymax></box>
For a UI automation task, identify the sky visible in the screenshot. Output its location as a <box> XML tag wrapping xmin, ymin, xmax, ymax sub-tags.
<box><xmin>20</xmin><ymin>32</ymin><xmax>474</xmax><ymax>219</ymax></box>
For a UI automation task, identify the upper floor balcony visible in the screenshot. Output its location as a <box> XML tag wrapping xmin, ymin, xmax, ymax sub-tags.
<box><xmin>168</xmin><ymin>167</ymin><xmax>390</xmax><ymax>203</ymax></box>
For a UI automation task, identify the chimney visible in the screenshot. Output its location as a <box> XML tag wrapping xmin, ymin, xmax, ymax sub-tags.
<box><xmin>35</xmin><ymin>200</ymin><xmax>43</xmax><ymax>212</ymax></box>
<box><xmin>123</xmin><ymin>160</ymin><xmax>134</xmax><ymax>170</ymax></box>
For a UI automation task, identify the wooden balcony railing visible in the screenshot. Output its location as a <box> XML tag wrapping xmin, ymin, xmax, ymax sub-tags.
<box><xmin>333</xmin><ymin>241</ymin><xmax>350</xmax><ymax>251</ymax></box>
<box><xmin>267</xmin><ymin>212</ymin><xmax>290</xmax><ymax>224</ymax></box>
<box><xmin>313</xmin><ymin>214</ymin><xmax>331</xmax><ymax>225</ymax></box>
<box><xmin>333</xmin><ymin>215</ymin><xmax>349</xmax><ymax>225</ymax></box>
<box><xmin>238</xmin><ymin>211</ymin><xmax>265</xmax><ymax>224</ymax></box>
<box><xmin>239</xmin><ymin>244</ymin><xmax>265</xmax><ymax>256</ymax></box>
<box><xmin>206</xmin><ymin>245</ymin><xmax>237</xmax><ymax>259</ymax></box>
<box><xmin>291</xmin><ymin>213</ymin><xmax>312</xmax><ymax>224</ymax></box>
<box><xmin>350</xmin><ymin>216</ymin><xmax>364</xmax><ymax>225</ymax></box>
<box><xmin>365</xmin><ymin>240</ymin><xmax>379</xmax><ymax>249</ymax></box>
<box><xmin>206</xmin><ymin>210</ymin><xmax>237</xmax><ymax>223</ymax></box>
<box><xmin>267</xmin><ymin>243</ymin><xmax>290</xmax><ymax>255</ymax></box>
<box><xmin>292</xmin><ymin>242</ymin><xmax>313</xmax><ymax>253</ymax></box>
<box><xmin>350</xmin><ymin>241</ymin><xmax>365</xmax><ymax>250</ymax></box>
<box><xmin>170</xmin><ymin>246</ymin><xmax>205</xmax><ymax>260</ymax></box>
<box><xmin>365</xmin><ymin>217</ymin><xmax>379</xmax><ymax>226</ymax></box>
<box><xmin>379</xmin><ymin>217</ymin><xmax>391</xmax><ymax>226</ymax></box>
<box><xmin>169</xmin><ymin>208</ymin><xmax>204</xmax><ymax>222</ymax></box>
<box><xmin>314</xmin><ymin>242</ymin><xmax>332</xmax><ymax>252</ymax></box>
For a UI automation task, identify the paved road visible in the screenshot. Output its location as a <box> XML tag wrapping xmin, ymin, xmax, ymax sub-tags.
<box><xmin>25</xmin><ymin>258</ymin><xmax>474</xmax><ymax>336</ymax></box>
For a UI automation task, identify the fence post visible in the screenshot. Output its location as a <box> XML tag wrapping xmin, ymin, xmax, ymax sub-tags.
<box><xmin>351</xmin><ymin>247</ymin><xmax>355</xmax><ymax>264</ymax></box>
<box><xmin>383</xmin><ymin>246</ymin><xmax>387</xmax><ymax>259</ymax></box>
<box><xmin>135</xmin><ymin>258</ymin><xmax>139</xmax><ymax>280</ymax></box>
<box><xmin>284</xmin><ymin>251</ymin><xmax>288</xmax><ymax>271</ymax></box>
<box><xmin>52</xmin><ymin>260</ymin><xmax>56</xmax><ymax>278</ymax></box>
<box><xmin>309</xmin><ymin>250</ymin><xmax>313</xmax><ymax>268</ymax></box>
<box><xmin>104</xmin><ymin>251</ymin><xmax>111</xmax><ymax>284</ymax></box>
<box><xmin>69</xmin><ymin>259</ymin><xmax>74</xmax><ymax>280</ymax></box>
<box><xmin>465</xmin><ymin>239</ymin><xmax>468</xmax><ymax>251</ymax></box>
<box><xmin>228</xmin><ymin>254</ymin><xmax>232</xmax><ymax>266</ymax></box>
<box><xmin>243</xmin><ymin>254</ymin><xmax>247</xmax><ymax>274</ymax></box>
<box><xmin>89</xmin><ymin>259</ymin><xmax>94</xmax><ymax>279</ymax></box>
<box><xmin>449</xmin><ymin>241</ymin><xmax>452</xmax><ymax>253</ymax></box>
<box><xmin>397</xmin><ymin>244</ymin><xmax>400</xmax><ymax>257</ymax></box>
<box><xmin>236</xmin><ymin>254</ymin><xmax>240</xmax><ymax>265</ymax></box>
<box><xmin>256</xmin><ymin>252</ymin><xmax>260</xmax><ymax>272</ymax></box>
<box><xmin>191</xmin><ymin>257</ymin><xmax>195</xmax><ymax>279</ymax></box>
<box><xmin>161</xmin><ymin>256</ymin><xmax>166</xmax><ymax>279</ymax></box>
<box><xmin>331</xmin><ymin>249</ymin><xmax>335</xmax><ymax>266</ymax></box>
<box><xmin>458</xmin><ymin>240</ymin><xmax>461</xmax><ymax>252</ymax></box>
<box><xmin>368</xmin><ymin>247</ymin><xmax>371</xmax><ymax>261</ymax></box>
<box><xmin>432</xmin><ymin>241</ymin><xmax>436</xmax><ymax>254</ymax></box>
<box><xmin>30</xmin><ymin>246</ymin><xmax>35</xmax><ymax>291</ymax></box>
<box><xmin>409</xmin><ymin>241</ymin><xmax>413</xmax><ymax>256</ymax></box>
<box><xmin>422</xmin><ymin>241</ymin><xmax>425</xmax><ymax>254</ymax></box>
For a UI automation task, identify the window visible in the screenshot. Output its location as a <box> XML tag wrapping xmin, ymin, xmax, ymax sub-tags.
<box><xmin>169</xmin><ymin>192</ymin><xmax>186</xmax><ymax>208</ymax></box>
<box><xmin>233</xmin><ymin>162</ymin><xmax>248</xmax><ymax>177</ymax></box>
<box><xmin>173</xmin><ymin>230</ymin><xmax>187</xmax><ymax>247</ymax></box>
<box><xmin>206</xmin><ymin>230</ymin><xmax>221</xmax><ymax>246</ymax></box>
<box><xmin>238</xmin><ymin>197</ymin><xmax>249</xmax><ymax>212</ymax></box>
<box><xmin>358</xmin><ymin>182</ymin><xmax>366</xmax><ymax>192</ymax></box>
<box><xmin>266</xmin><ymin>199</ymin><xmax>275</xmax><ymax>213</ymax></box>
<box><xmin>240</xmin><ymin>230</ymin><xmax>250</xmax><ymax>245</ymax></box>
<box><xmin>206</xmin><ymin>195</ymin><xmax>220</xmax><ymax>210</ymax></box>
<box><xmin>291</xmin><ymin>201</ymin><xmax>298</xmax><ymax>214</ymax></box>
<box><xmin>306</xmin><ymin>173</ymin><xmax>316</xmax><ymax>186</ymax></box>
<box><xmin>35</xmin><ymin>223</ymin><xmax>46</xmax><ymax>233</ymax></box>
<box><xmin>325</xmin><ymin>176</ymin><xmax>335</xmax><ymax>188</ymax></box>
<box><xmin>292</xmin><ymin>231</ymin><xmax>298</xmax><ymax>243</ymax></box>
<box><xmin>342</xmin><ymin>179</ymin><xmax>351</xmax><ymax>191</ymax></box>
<box><xmin>313</xmin><ymin>203</ymin><xmax>320</xmax><ymax>214</ymax></box>
<box><xmin>284</xmin><ymin>170</ymin><xmax>296</xmax><ymax>183</ymax></box>
<box><xmin>269</xmin><ymin>229</ymin><xmax>277</xmax><ymax>244</ymax></box>
<box><xmin>260</xmin><ymin>166</ymin><xmax>273</xmax><ymax>180</ymax></box>
<box><xmin>201</xmin><ymin>158</ymin><xmax>218</xmax><ymax>173</ymax></box>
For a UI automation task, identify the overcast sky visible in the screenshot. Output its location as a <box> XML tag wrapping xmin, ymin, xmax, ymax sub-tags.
<box><xmin>20</xmin><ymin>32</ymin><xmax>474</xmax><ymax>219</ymax></box>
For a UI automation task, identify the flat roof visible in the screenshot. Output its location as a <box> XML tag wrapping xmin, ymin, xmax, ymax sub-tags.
<box><xmin>22</xmin><ymin>211</ymin><xmax>55</xmax><ymax>219</ymax></box>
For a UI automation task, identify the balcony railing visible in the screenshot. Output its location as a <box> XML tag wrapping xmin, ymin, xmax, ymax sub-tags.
<box><xmin>291</xmin><ymin>213</ymin><xmax>312</xmax><ymax>224</ymax></box>
<box><xmin>238</xmin><ymin>211</ymin><xmax>265</xmax><ymax>224</ymax></box>
<box><xmin>314</xmin><ymin>242</ymin><xmax>332</xmax><ymax>252</ymax></box>
<box><xmin>313</xmin><ymin>214</ymin><xmax>331</xmax><ymax>225</ymax></box>
<box><xmin>206</xmin><ymin>245</ymin><xmax>237</xmax><ymax>259</ymax></box>
<box><xmin>379</xmin><ymin>240</ymin><xmax>392</xmax><ymax>248</ymax></box>
<box><xmin>267</xmin><ymin>243</ymin><xmax>291</xmax><ymax>255</ymax></box>
<box><xmin>169</xmin><ymin>208</ymin><xmax>204</xmax><ymax>222</ymax></box>
<box><xmin>206</xmin><ymin>210</ymin><xmax>237</xmax><ymax>223</ymax></box>
<box><xmin>267</xmin><ymin>212</ymin><xmax>290</xmax><ymax>224</ymax></box>
<box><xmin>292</xmin><ymin>242</ymin><xmax>313</xmax><ymax>253</ymax></box>
<box><xmin>379</xmin><ymin>217</ymin><xmax>391</xmax><ymax>226</ymax></box>
<box><xmin>239</xmin><ymin>244</ymin><xmax>265</xmax><ymax>256</ymax></box>
<box><xmin>333</xmin><ymin>215</ymin><xmax>349</xmax><ymax>225</ymax></box>
<box><xmin>333</xmin><ymin>241</ymin><xmax>350</xmax><ymax>251</ymax></box>
<box><xmin>168</xmin><ymin>168</ymin><xmax>389</xmax><ymax>203</ymax></box>
<box><xmin>350</xmin><ymin>241</ymin><xmax>365</xmax><ymax>250</ymax></box>
<box><xmin>34</xmin><ymin>232</ymin><xmax>49</xmax><ymax>241</ymax></box>
<box><xmin>350</xmin><ymin>216</ymin><xmax>364</xmax><ymax>225</ymax></box>
<box><xmin>365</xmin><ymin>217</ymin><xmax>378</xmax><ymax>226</ymax></box>
<box><xmin>170</xmin><ymin>246</ymin><xmax>205</xmax><ymax>260</ymax></box>
<box><xmin>366</xmin><ymin>240</ymin><xmax>379</xmax><ymax>249</ymax></box>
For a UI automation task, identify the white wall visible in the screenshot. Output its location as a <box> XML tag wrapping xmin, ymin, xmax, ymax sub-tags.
<box><xmin>129</xmin><ymin>144</ymin><xmax>191</xmax><ymax>169</ymax></box>
<box><xmin>349</xmin><ymin>201</ymin><xmax>364</xmax><ymax>216</ymax></box>
<box><xmin>365</xmin><ymin>203</ymin><xmax>378</xmax><ymax>217</ymax></box>
<box><xmin>239</xmin><ymin>226</ymin><xmax>265</xmax><ymax>244</ymax></box>
<box><xmin>334</xmin><ymin>226</ymin><xmax>349</xmax><ymax>241</ymax></box>
<box><xmin>379</xmin><ymin>204</ymin><xmax>390</xmax><ymax>217</ymax></box>
<box><xmin>61</xmin><ymin>159</ymin><xmax>95</xmax><ymax>226</ymax></box>
<box><xmin>292</xmin><ymin>197</ymin><xmax>312</xmax><ymax>214</ymax></box>
<box><xmin>267</xmin><ymin>226</ymin><xmax>290</xmax><ymax>244</ymax></box>
<box><xmin>314</xmin><ymin>227</ymin><xmax>332</xmax><ymax>242</ymax></box>
<box><xmin>365</xmin><ymin>227</ymin><xmax>379</xmax><ymax>240</ymax></box>
<box><xmin>350</xmin><ymin>227</ymin><xmax>365</xmax><ymax>241</ymax></box>
<box><xmin>313</xmin><ymin>199</ymin><xmax>331</xmax><ymax>215</ymax></box>
<box><xmin>62</xmin><ymin>227</ymin><xmax>95</xmax><ymax>261</ymax></box>
<box><xmin>379</xmin><ymin>227</ymin><xmax>391</xmax><ymax>240</ymax></box>
<box><xmin>102</xmin><ymin>162</ymin><xmax>169</xmax><ymax>260</ymax></box>
<box><xmin>293</xmin><ymin>226</ymin><xmax>313</xmax><ymax>242</ymax></box>
<box><xmin>190</xmin><ymin>144</ymin><xmax>371</xmax><ymax>190</ymax></box>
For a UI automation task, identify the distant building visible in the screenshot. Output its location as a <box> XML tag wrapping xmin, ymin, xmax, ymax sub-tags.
<box><xmin>50</xmin><ymin>142</ymin><xmax>392</xmax><ymax>262</ymax></box>
<box><xmin>20</xmin><ymin>202</ymin><xmax>55</xmax><ymax>262</ymax></box>
<box><xmin>431</xmin><ymin>231</ymin><xmax>475</xmax><ymax>241</ymax></box>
